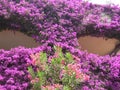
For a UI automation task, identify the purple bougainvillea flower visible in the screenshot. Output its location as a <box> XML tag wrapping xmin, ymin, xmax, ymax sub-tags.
<box><xmin>0</xmin><ymin>0</ymin><xmax>120</xmax><ymax>90</ymax></box>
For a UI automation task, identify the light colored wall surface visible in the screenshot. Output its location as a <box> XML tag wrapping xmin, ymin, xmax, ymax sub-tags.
<box><xmin>85</xmin><ymin>0</ymin><xmax>120</xmax><ymax>5</ymax></box>
<box><xmin>0</xmin><ymin>30</ymin><xmax>40</xmax><ymax>50</ymax></box>
<box><xmin>78</xmin><ymin>36</ymin><xmax>119</xmax><ymax>55</ymax></box>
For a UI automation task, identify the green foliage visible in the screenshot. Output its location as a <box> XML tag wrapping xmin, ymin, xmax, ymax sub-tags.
<box><xmin>37</xmin><ymin>71</ymin><xmax>46</xmax><ymax>85</ymax></box>
<box><xmin>40</xmin><ymin>52</ymin><xmax>47</xmax><ymax>63</ymax></box>
<box><xmin>65</xmin><ymin>52</ymin><xmax>74</xmax><ymax>64</ymax></box>
<box><xmin>28</xmin><ymin>66</ymin><xmax>36</xmax><ymax>78</ymax></box>
<box><xmin>63</xmin><ymin>85</ymin><xmax>72</xmax><ymax>90</ymax></box>
<box><xmin>28</xmin><ymin>46</ymin><xmax>89</xmax><ymax>90</ymax></box>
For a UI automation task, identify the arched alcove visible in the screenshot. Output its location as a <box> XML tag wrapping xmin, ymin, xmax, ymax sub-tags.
<box><xmin>78</xmin><ymin>36</ymin><xmax>119</xmax><ymax>55</ymax></box>
<box><xmin>0</xmin><ymin>30</ymin><xmax>40</xmax><ymax>50</ymax></box>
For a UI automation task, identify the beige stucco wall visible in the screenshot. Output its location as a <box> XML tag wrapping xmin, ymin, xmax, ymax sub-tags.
<box><xmin>78</xmin><ymin>36</ymin><xmax>119</xmax><ymax>55</ymax></box>
<box><xmin>0</xmin><ymin>30</ymin><xmax>40</xmax><ymax>50</ymax></box>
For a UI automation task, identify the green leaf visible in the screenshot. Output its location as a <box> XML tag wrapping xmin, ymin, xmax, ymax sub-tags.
<box><xmin>55</xmin><ymin>88</ymin><xmax>59</xmax><ymax>90</ymax></box>
<box><xmin>55</xmin><ymin>57</ymin><xmax>62</xmax><ymax>64</ymax></box>
<box><xmin>54</xmin><ymin>46</ymin><xmax>57</xmax><ymax>51</ymax></box>
<box><xmin>65</xmin><ymin>52</ymin><xmax>74</xmax><ymax>63</ymax></box>
<box><xmin>54</xmin><ymin>46</ymin><xmax>62</xmax><ymax>55</ymax></box>
<box><xmin>51</xmin><ymin>58</ymin><xmax>56</xmax><ymax>65</ymax></box>
<box><xmin>63</xmin><ymin>85</ymin><xmax>71</xmax><ymax>90</ymax></box>
<box><xmin>37</xmin><ymin>71</ymin><xmax>45</xmax><ymax>85</ymax></box>
<box><xmin>40</xmin><ymin>52</ymin><xmax>47</xmax><ymax>63</ymax></box>
<box><xmin>33</xmin><ymin>82</ymin><xmax>41</xmax><ymax>90</ymax></box>
<box><xmin>28</xmin><ymin>66</ymin><xmax>36</xmax><ymax>78</ymax></box>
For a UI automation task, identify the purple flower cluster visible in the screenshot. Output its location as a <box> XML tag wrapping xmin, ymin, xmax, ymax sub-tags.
<box><xmin>0</xmin><ymin>0</ymin><xmax>120</xmax><ymax>90</ymax></box>
<box><xmin>0</xmin><ymin>47</ymin><xmax>32</xmax><ymax>90</ymax></box>
<box><xmin>0</xmin><ymin>0</ymin><xmax>120</xmax><ymax>46</ymax></box>
<box><xmin>0</xmin><ymin>45</ymin><xmax>49</xmax><ymax>90</ymax></box>
<box><xmin>81</xmin><ymin>54</ymin><xmax>120</xmax><ymax>90</ymax></box>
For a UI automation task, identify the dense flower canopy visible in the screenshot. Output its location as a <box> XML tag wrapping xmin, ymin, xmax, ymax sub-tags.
<box><xmin>0</xmin><ymin>0</ymin><xmax>120</xmax><ymax>90</ymax></box>
<box><xmin>1</xmin><ymin>0</ymin><xmax>120</xmax><ymax>45</ymax></box>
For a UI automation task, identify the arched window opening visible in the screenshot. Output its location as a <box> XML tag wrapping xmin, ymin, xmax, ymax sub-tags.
<box><xmin>78</xmin><ymin>36</ymin><xmax>119</xmax><ymax>56</ymax></box>
<box><xmin>0</xmin><ymin>30</ymin><xmax>40</xmax><ymax>50</ymax></box>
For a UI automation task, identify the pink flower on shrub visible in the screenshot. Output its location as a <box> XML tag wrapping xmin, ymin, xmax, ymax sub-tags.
<box><xmin>54</xmin><ymin>84</ymin><xmax>63</xmax><ymax>88</ymax></box>
<box><xmin>41</xmin><ymin>84</ymin><xmax>63</xmax><ymax>90</ymax></box>
<box><xmin>31</xmin><ymin>78</ymin><xmax>39</xmax><ymax>84</ymax></box>
<box><xmin>30</xmin><ymin>53</ymin><xmax>41</xmax><ymax>65</ymax></box>
<box><xmin>30</xmin><ymin>54</ymin><xmax>37</xmax><ymax>65</ymax></box>
<box><xmin>48</xmin><ymin>56</ymin><xmax>52</xmax><ymax>63</ymax></box>
<box><xmin>83</xmin><ymin>74</ymin><xmax>90</xmax><ymax>81</ymax></box>
<box><xmin>27</xmin><ymin>74</ymin><xmax>32</xmax><ymax>79</ymax></box>
<box><xmin>61</xmin><ymin>60</ymin><xmax>65</xmax><ymax>65</ymax></box>
<box><xmin>54</xmin><ymin>52</ymin><xmax>59</xmax><ymax>58</ymax></box>
<box><xmin>41</xmin><ymin>85</ymin><xmax>55</xmax><ymax>90</ymax></box>
<box><xmin>64</xmin><ymin>63</ymin><xmax>89</xmax><ymax>81</ymax></box>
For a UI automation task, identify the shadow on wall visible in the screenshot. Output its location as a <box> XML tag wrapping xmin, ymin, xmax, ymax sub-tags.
<box><xmin>78</xmin><ymin>36</ymin><xmax>119</xmax><ymax>56</ymax></box>
<box><xmin>0</xmin><ymin>30</ymin><xmax>40</xmax><ymax>50</ymax></box>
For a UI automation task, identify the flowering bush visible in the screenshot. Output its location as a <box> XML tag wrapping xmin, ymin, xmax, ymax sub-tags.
<box><xmin>0</xmin><ymin>43</ymin><xmax>120</xmax><ymax>90</ymax></box>
<box><xmin>28</xmin><ymin>46</ymin><xmax>89</xmax><ymax>90</ymax></box>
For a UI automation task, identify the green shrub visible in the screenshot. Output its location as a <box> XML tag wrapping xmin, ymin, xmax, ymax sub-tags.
<box><xmin>28</xmin><ymin>46</ymin><xmax>89</xmax><ymax>90</ymax></box>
